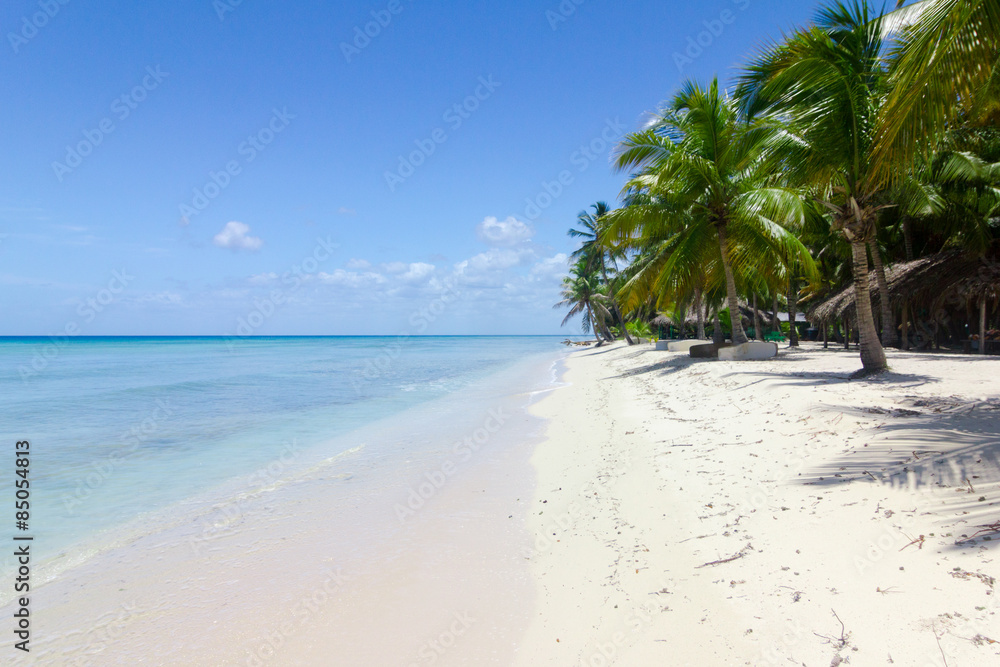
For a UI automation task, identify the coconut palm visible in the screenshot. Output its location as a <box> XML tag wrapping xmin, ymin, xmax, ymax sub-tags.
<box><xmin>868</xmin><ymin>231</ymin><xmax>896</xmax><ymax>347</ymax></box>
<box><xmin>738</xmin><ymin>1</ymin><xmax>892</xmax><ymax>372</ymax></box>
<box><xmin>932</xmin><ymin>150</ymin><xmax>1000</xmax><ymax>254</ymax></box>
<box><xmin>600</xmin><ymin>187</ymin><xmax>715</xmax><ymax>323</ymax></box>
<box><xmin>608</xmin><ymin>78</ymin><xmax>815</xmax><ymax>346</ymax></box>
<box><xmin>568</xmin><ymin>202</ymin><xmax>635</xmax><ymax>344</ymax></box>
<box><xmin>787</xmin><ymin>277</ymin><xmax>801</xmax><ymax>346</ymax></box>
<box><xmin>874</xmin><ymin>0</ymin><xmax>1000</xmax><ymax>185</ymax></box>
<box><xmin>554</xmin><ymin>259</ymin><xmax>613</xmax><ymax>343</ymax></box>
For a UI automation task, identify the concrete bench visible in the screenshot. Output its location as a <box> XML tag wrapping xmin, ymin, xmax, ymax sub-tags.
<box><xmin>667</xmin><ymin>340</ymin><xmax>709</xmax><ymax>353</ymax></box>
<box><xmin>718</xmin><ymin>341</ymin><xmax>779</xmax><ymax>361</ymax></box>
<box><xmin>689</xmin><ymin>343</ymin><xmax>732</xmax><ymax>358</ymax></box>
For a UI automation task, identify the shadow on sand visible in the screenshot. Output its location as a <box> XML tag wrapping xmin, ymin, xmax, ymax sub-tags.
<box><xmin>601</xmin><ymin>348</ymin><xmax>704</xmax><ymax>379</ymax></box>
<box><xmin>801</xmin><ymin>396</ymin><xmax>1000</xmax><ymax>551</ymax></box>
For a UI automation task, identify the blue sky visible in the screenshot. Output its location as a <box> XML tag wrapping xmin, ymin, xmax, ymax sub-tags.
<box><xmin>2</xmin><ymin>0</ymin><xmax>832</xmax><ymax>335</ymax></box>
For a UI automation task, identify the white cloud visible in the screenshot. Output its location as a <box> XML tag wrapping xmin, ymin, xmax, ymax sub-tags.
<box><xmin>346</xmin><ymin>258</ymin><xmax>371</xmax><ymax>270</ymax></box>
<box><xmin>476</xmin><ymin>216</ymin><xmax>534</xmax><ymax>246</ymax></box>
<box><xmin>383</xmin><ymin>262</ymin><xmax>408</xmax><ymax>274</ymax></box>
<box><xmin>455</xmin><ymin>248</ymin><xmax>523</xmax><ymax>275</ymax></box>
<box><xmin>132</xmin><ymin>292</ymin><xmax>184</xmax><ymax>305</ymax></box>
<box><xmin>401</xmin><ymin>262</ymin><xmax>435</xmax><ymax>283</ymax></box>
<box><xmin>317</xmin><ymin>270</ymin><xmax>387</xmax><ymax>288</ymax></box>
<box><xmin>531</xmin><ymin>253</ymin><xmax>569</xmax><ymax>278</ymax></box>
<box><xmin>248</xmin><ymin>272</ymin><xmax>278</xmax><ymax>285</ymax></box>
<box><xmin>213</xmin><ymin>221</ymin><xmax>263</xmax><ymax>252</ymax></box>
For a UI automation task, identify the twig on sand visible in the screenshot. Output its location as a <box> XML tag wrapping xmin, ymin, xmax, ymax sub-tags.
<box><xmin>833</xmin><ymin>609</ymin><xmax>847</xmax><ymax>646</ymax></box>
<box><xmin>899</xmin><ymin>533</ymin><xmax>925</xmax><ymax>551</ymax></box>
<box><xmin>956</xmin><ymin>521</ymin><xmax>1000</xmax><ymax>544</ymax></box>
<box><xmin>697</xmin><ymin>543</ymin><xmax>752</xmax><ymax>568</ymax></box>
<box><xmin>934</xmin><ymin>625</ymin><xmax>949</xmax><ymax>667</ymax></box>
<box><xmin>971</xmin><ymin>521</ymin><xmax>1000</xmax><ymax>540</ymax></box>
<box><xmin>813</xmin><ymin>608</ymin><xmax>850</xmax><ymax>649</ymax></box>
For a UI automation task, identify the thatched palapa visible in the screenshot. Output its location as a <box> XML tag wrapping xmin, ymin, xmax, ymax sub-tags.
<box><xmin>809</xmin><ymin>251</ymin><xmax>1000</xmax><ymax>324</ymax></box>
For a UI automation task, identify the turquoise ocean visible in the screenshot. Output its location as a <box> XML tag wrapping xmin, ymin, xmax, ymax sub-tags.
<box><xmin>0</xmin><ymin>336</ymin><xmax>574</xmax><ymax>599</ymax></box>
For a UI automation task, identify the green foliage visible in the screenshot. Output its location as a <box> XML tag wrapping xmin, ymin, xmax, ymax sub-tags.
<box><xmin>626</xmin><ymin>320</ymin><xmax>652</xmax><ymax>338</ymax></box>
<box><xmin>604</xmin><ymin>78</ymin><xmax>817</xmax><ymax>345</ymax></box>
<box><xmin>556</xmin><ymin>0</ymin><xmax>999</xmax><ymax>369</ymax></box>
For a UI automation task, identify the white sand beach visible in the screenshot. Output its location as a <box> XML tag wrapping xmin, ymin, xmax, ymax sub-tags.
<box><xmin>514</xmin><ymin>342</ymin><xmax>1000</xmax><ymax>666</ymax></box>
<box><xmin>9</xmin><ymin>1</ymin><xmax>1000</xmax><ymax>665</ymax></box>
<box><xmin>8</xmin><ymin>342</ymin><xmax>1000</xmax><ymax>666</ymax></box>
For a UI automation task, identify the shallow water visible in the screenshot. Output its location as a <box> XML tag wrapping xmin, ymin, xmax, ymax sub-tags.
<box><xmin>0</xmin><ymin>336</ymin><xmax>573</xmax><ymax>602</ymax></box>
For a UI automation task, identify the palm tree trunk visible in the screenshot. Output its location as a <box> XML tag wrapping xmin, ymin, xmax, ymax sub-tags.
<box><xmin>980</xmin><ymin>297</ymin><xmax>988</xmax><ymax>356</ymax></box>
<box><xmin>868</xmin><ymin>240</ymin><xmax>895</xmax><ymax>348</ymax></box>
<box><xmin>588</xmin><ymin>306</ymin><xmax>601</xmax><ymax>343</ymax></box>
<box><xmin>712</xmin><ymin>307</ymin><xmax>725</xmax><ymax>345</ymax></box>
<box><xmin>787</xmin><ymin>279</ymin><xmax>799</xmax><ymax>347</ymax></box>
<box><xmin>753</xmin><ymin>293</ymin><xmax>761</xmax><ymax>341</ymax></box>
<box><xmin>614</xmin><ymin>303</ymin><xmax>634</xmax><ymax>345</ymax></box>
<box><xmin>901</xmin><ymin>300</ymin><xmax>909</xmax><ymax>350</ymax></box>
<box><xmin>601</xmin><ymin>320</ymin><xmax>615</xmax><ymax>343</ymax></box>
<box><xmin>695</xmin><ymin>289</ymin><xmax>706</xmax><ymax>340</ymax></box>
<box><xmin>601</xmin><ymin>255</ymin><xmax>633</xmax><ymax>345</ymax></box>
<box><xmin>822</xmin><ymin>320</ymin><xmax>829</xmax><ymax>348</ymax></box>
<box><xmin>902</xmin><ymin>218</ymin><xmax>914</xmax><ymax>262</ymax></box>
<box><xmin>901</xmin><ymin>219</ymin><xmax>913</xmax><ymax>350</ymax></box>
<box><xmin>851</xmin><ymin>240</ymin><xmax>889</xmax><ymax>372</ymax></box>
<box><xmin>772</xmin><ymin>292</ymin><xmax>780</xmax><ymax>334</ymax></box>
<box><xmin>717</xmin><ymin>225</ymin><xmax>749</xmax><ymax>345</ymax></box>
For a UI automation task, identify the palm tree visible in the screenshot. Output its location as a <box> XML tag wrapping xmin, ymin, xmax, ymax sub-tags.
<box><xmin>868</xmin><ymin>231</ymin><xmax>896</xmax><ymax>347</ymax></box>
<box><xmin>787</xmin><ymin>276</ymin><xmax>801</xmax><ymax>346</ymax></box>
<box><xmin>933</xmin><ymin>149</ymin><xmax>1000</xmax><ymax>254</ymax></box>
<box><xmin>600</xmin><ymin>187</ymin><xmax>717</xmax><ymax>328</ymax></box>
<box><xmin>568</xmin><ymin>202</ymin><xmax>635</xmax><ymax>344</ymax></box>
<box><xmin>608</xmin><ymin>78</ymin><xmax>815</xmax><ymax>346</ymax></box>
<box><xmin>874</xmin><ymin>0</ymin><xmax>1000</xmax><ymax>186</ymax></box>
<box><xmin>738</xmin><ymin>1</ymin><xmax>891</xmax><ymax>373</ymax></box>
<box><xmin>555</xmin><ymin>259</ymin><xmax>613</xmax><ymax>343</ymax></box>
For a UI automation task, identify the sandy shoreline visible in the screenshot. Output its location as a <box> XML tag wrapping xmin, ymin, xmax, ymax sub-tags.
<box><xmin>3</xmin><ymin>354</ymin><xmax>558</xmax><ymax>666</ymax></box>
<box><xmin>7</xmin><ymin>342</ymin><xmax>1000</xmax><ymax>665</ymax></box>
<box><xmin>515</xmin><ymin>342</ymin><xmax>999</xmax><ymax>666</ymax></box>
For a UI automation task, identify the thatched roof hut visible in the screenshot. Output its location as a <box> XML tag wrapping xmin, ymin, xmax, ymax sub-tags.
<box><xmin>651</xmin><ymin>312</ymin><xmax>704</xmax><ymax>328</ymax></box>
<box><xmin>809</xmin><ymin>251</ymin><xmax>1000</xmax><ymax>323</ymax></box>
<box><xmin>652</xmin><ymin>304</ymin><xmax>770</xmax><ymax>329</ymax></box>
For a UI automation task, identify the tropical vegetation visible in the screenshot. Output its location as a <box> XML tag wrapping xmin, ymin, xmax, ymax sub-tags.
<box><xmin>556</xmin><ymin>0</ymin><xmax>1000</xmax><ymax>374</ymax></box>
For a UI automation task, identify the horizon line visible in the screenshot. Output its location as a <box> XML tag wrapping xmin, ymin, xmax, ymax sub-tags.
<box><xmin>0</xmin><ymin>334</ymin><xmax>590</xmax><ymax>339</ymax></box>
